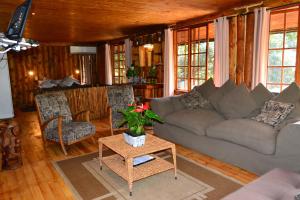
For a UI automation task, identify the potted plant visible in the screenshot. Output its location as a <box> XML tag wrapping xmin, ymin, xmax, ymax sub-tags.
<box><xmin>148</xmin><ymin>66</ymin><xmax>157</xmax><ymax>84</ymax></box>
<box><xmin>118</xmin><ymin>103</ymin><xmax>163</xmax><ymax>147</ymax></box>
<box><xmin>126</xmin><ymin>64</ymin><xmax>138</xmax><ymax>83</ymax></box>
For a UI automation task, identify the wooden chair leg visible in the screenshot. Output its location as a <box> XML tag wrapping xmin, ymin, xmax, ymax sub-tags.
<box><xmin>91</xmin><ymin>136</ymin><xmax>96</xmax><ymax>144</ymax></box>
<box><xmin>60</xmin><ymin>141</ymin><xmax>68</xmax><ymax>156</ymax></box>
<box><xmin>44</xmin><ymin>139</ymin><xmax>49</xmax><ymax>148</ymax></box>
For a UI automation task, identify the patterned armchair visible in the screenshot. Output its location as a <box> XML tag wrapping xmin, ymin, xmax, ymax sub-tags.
<box><xmin>35</xmin><ymin>92</ymin><xmax>96</xmax><ymax>155</ymax></box>
<box><xmin>106</xmin><ymin>85</ymin><xmax>135</xmax><ymax>135</ymax></box>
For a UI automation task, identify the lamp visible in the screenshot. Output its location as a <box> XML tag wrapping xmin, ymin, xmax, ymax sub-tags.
<box><xmin>28</xmin><ymin>70</ymin><xmax>34</xmax><ymax>76</ymax></box>
<box><xmin>75</xmin><ymin>69</ymin><xmax>80</xmax><ymax>74</ymax></box>
<box><xmin>143</xmin><ymin>44</ymin><xmax>154</xmax><ymax>51</ymax></box>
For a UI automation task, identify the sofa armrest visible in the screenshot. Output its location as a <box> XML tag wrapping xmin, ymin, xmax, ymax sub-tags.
<box><xmin>151</xmin><ymin>97</ymin><xmax>175</xmax><ymax>118</ymax></box>
<box><xmin>276</xmin><ymin>121</ymin><xmax>300</xmax><ymax>155</ymax></box>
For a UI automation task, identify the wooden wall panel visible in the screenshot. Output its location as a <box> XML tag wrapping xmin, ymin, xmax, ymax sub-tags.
<box><xmin>229</xmin><ymin>14</ymin><xmax>255</xmax><ymax>88</ymax></box>
<box><xmin>236</xmin><ymin>15</ymin><xmax>246</xmax><ymax>85</ymax></box>
<box><xmin>7</xmin><ymin>45</ymin><xmax>100</xmax><ymax>108</ymax></box>
<box><xmin>244</xmin><ymin>13</ymin><xmax>255</xmax><ymax>88</ymax></box>
<box><xmin>229</xmin><ymin>17</ymin><xmax>237</xmax><ymax>82</ymax></box>
<box><xmin>64</xmin><ymin>87</ymin><xmax>108</xmax><ymax>120</ymax></box>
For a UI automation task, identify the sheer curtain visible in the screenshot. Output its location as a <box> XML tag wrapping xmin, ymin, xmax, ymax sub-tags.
<box><xmin>164</xmin><ymin>28</ymin><xmax>175</xmax><ymax>96</ymax></box>
<box><xmin>252</xmin><ymin>7</ymin><xmax>270</xmax><ymax>89</ymax></box>
<box><xmin>124</xmin><ymin>38</ymin><xmax>132</xmax><ymax>68</ymax></box>
<box><xmin>105</xmin><ymin>43</ymin><xmax>112</xmax><ymax>85</ymax></box>
<box><xmin>214</xmin><ymin>17</ymin><xmax>230</xmax><ymax>87</ymax></box>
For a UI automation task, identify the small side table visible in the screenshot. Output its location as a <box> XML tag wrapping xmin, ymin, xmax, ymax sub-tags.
<box><xmin>0</xmin><ymin>120</ymin><xmax>22</xmax><ymax>171</ymax></box>
<box><xmin>99</xmin><ymin>134</ymin><xmax>177</xmax><ymax>196</ymax></box>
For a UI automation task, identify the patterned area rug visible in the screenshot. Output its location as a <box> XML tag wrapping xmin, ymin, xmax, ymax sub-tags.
<box><xmin>53</xmin><ymin>151</ymin><xmax>242</xmax><ymax>200</ymax></box>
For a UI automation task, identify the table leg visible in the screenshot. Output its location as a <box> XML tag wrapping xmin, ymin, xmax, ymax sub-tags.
<box><xmin>171</xmin><ymin>145</ymin><xmax>177</xmax><ymax>179</ymax></box>
<box><xmin>99</xmin><ymin>141</ymin><xmax>103</xmax><ymax>170</ymax></box>
<box><xmin>126</xmin><ymin>157</ymin><xmax>133</xmax><ymax>196</ymax></box>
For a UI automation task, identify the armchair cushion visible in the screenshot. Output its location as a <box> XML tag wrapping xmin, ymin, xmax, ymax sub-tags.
<box><xmin>35</xmin><ymin>92</ymin><xmax>72</xmax><ymax>131</ymax></box>
<box><xmin>45</xmin><ymin>122</ymin><xmax>96</xmax><ymax>144</ymax></box>
<box><xmin>107</xmin><ymin>85</ymin><xmax>134</xmax><ymax>129</ymax></box>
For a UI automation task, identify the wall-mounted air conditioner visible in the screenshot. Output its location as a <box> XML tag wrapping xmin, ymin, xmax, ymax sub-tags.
<box><xmin>70</xmin><ymin>46</ymin><xmax>97</xmax><ymax>54</ymax></box>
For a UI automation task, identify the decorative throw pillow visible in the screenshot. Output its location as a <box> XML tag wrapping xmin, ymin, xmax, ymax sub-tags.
<box><xmin>218</xmin><ymin>84</ymin><xmax>257</xmax><ymax>119</ymax></box>
<box><xmin>208</xmin><ymin>79</ymin><xmax>236</xmax><ymax>110</ymax></box>
<box><xmin>180</xmin><ymin>89</ymin><xmax>210</xmax><ymax>110</ymax></box>
<box><xmin>252</xmin><ymin>100</ymin><xmax>295</xmax><ymax>127</ymax></box>
<box><xmin>194</xmin><ymin>78</ymin><xmax>217</xmax><ymax>99</ymax></box>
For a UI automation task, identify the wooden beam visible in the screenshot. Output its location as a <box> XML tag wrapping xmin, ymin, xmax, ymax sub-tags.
<box><xmin>175</xmin><ymin>0</ymin><xmax>300</xmax><ymax>29</ymax></box>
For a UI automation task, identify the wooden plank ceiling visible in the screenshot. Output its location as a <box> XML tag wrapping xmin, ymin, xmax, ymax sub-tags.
<box><xmin>0</xmin><ymin>0</ymin><xmax>263</xmax><ymax>43</ymax></box>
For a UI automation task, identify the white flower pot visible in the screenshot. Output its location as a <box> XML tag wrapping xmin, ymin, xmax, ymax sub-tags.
<box><xmin>123</xmin><ymin>133</ymin><xmax>146</xmax><ymax>147</ymax></box>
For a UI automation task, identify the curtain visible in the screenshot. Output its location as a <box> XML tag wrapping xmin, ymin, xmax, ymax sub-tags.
<box><xmin>163</xmin><ymin>28</ymin><xmax>175</xmax><ymax>97</ymax></box>
<box><xmin>252</xmin><ymin>7</ymin><xmax>270</xmax><ymax>89</ymax></box>
<box><xmin>124</xmin><ymin>38</ymin><xmax>132</xmax><ymax>68</ymax></box>
<box><xmin>214</xmin><ymin>17</ymin><xmax>230</xmax><ymax>87</ymax></box>
<box><xmin>105</xmin><ymin>43</ymin><xmax>112</xmax><ymax>85</ymax></box>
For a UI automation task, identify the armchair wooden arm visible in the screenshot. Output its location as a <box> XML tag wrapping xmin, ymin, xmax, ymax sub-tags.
<box><xmin>41</xmin><ymin>115</ymin><xmax>64</xmax><ymax>132</ymax></box>
<box><xmin>73</xmin><ymin>110</ymin><xmax>92</xmax><ymax>122</ymax></box>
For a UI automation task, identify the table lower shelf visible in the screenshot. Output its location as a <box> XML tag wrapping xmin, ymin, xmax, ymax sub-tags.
<box><xmin>102</xmin><ymin>154</ymin><xmax>174</xmax><ymax>182</ymax></box>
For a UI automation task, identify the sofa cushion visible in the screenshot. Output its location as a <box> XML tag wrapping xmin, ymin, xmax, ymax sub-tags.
<box><xmin>273</xmin><ymin>82</ymin><xmax>300</xmax><ymax>121</ymax></box>
<box><xmin>218</xmin><ymin>84</ymin><xmax>257</xmax><ymax>119</ymax></box>
<box><xmin>180</xmin><ymin>88</ymin><xmax>210</xmax><ymax>110</ymax></box>
<box><xmin>195</xmin><ymin>78</ymin><xmax>217</xmax><ymax>99</ymax></box>
<box><xmin>274</xmin><ymin>82</ymin><xmax>300</xmax><ymax>103</ymax></box>
<box><xmin>208</xmin><ymin>79</ymin><xmax>236</xmax><ymax>111</ymax></box>
<box><xmin>171</xmin><ymin>95</ymin><xmax>185</xmax><ymax>111</ymax></box>
<box><xmin>165</xmin><ymin>109</ymin><xmax>225</xmax><ymax>136</ymax></box>
<box><xmin>151</xmin><ymin>97</ymin><xmax>175</xmax><ymax>118</ymax></box>
<box><xmin>206</xmin><ymin>119</ymin><xmax>277</xmax><ymax>155</ymax></box>
<box><xmin>251</xmin><ymin>83</ymin><xmax>273</xmax><ymax>107</ymax></box>
<box><xmin>248</xmin><ymin>83</ymin><xmax>274</xmax><ymax>117</ymax></box>
<box><xmin>252</xmin><ymin>100</ymin><xmax>295</xmax><ymax>127</ymax></box>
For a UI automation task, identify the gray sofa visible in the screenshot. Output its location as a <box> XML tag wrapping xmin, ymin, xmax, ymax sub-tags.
<box><xmin>151</xmin><ymin>80</ymin><xmax>300</xmax><ymax>175</ymax></box>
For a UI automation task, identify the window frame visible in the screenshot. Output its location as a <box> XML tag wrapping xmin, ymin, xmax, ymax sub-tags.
<box><xmin>266</xmin><ymin>6</ymin><xmax>300</xmax><ymax>92</ymax></box>
<box><xmin>174</xmin><ymin>23</ymin><xmax>214</xmax><ymax>92</ymax></box>
<box><xmin>111</xmin><ymin>43</ymin><xmax>126</xmax><ymax>84</ymax></box>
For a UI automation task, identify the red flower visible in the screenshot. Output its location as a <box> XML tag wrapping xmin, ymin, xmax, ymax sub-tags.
<box><xmin>134</xmin><ymin>108</ymin><xmax>143</xmax><ymax>113</ymax></box>
<box><xmin>142</xmin><ymin>104</ymin><xmax>149</xmax><ymax>110</ymax></box>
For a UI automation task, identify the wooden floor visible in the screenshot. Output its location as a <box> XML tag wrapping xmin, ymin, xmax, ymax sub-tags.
<box><xmin>0</xmin><ymin>111</ymin><xmax>257</xmax><ymax>200</ymax></box>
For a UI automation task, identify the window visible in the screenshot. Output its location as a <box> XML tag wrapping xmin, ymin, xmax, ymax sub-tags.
<box><xmin>175</xmin><ymin>23</ymin><xmax>215</xmax><ymax>91</ymax></box>
<box><xmin>267</xmin><ymin>7</ymin><xmax>299</xmax><ymax>92</ymax></box>
<box><xmin>112</xmin><ymin>44</ymin><xmax>126</xmax><ymax>84</ymax></box>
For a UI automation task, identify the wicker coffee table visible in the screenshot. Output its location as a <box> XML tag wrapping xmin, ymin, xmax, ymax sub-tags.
<box><xmin>98</xmin><ymin>134</ymin><xmax>177</xmax><ymax>196</ymax></box>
